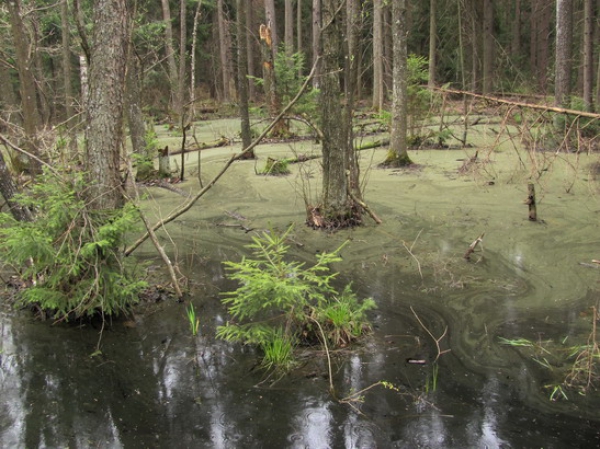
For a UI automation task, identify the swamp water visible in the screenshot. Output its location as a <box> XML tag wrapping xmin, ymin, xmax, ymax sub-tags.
<box><xmin>1</xmin><ymin>125</ymin><xmax>600</xmax><ymax>448</ymax></box>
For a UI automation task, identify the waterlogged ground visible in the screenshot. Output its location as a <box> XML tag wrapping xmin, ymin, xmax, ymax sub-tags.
<box><xmin>2</xmin><ymin>119</ymin><xmax>600</xmax><ymax>448</ymax></box>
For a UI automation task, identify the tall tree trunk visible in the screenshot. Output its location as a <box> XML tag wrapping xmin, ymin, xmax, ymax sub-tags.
<box><xmin>555</xmin><ymin>0</ymin><xmax>573</xmax><ymax>108</ymax></box>
<box><xmin>237</xmin><ymin>0</ymin><xmax>254</xmax><ymax>157</ymax></box>
<box><xmin>125</xmin><ymin>54</ymin><xmax>151</xmax><ymax>181</ymax></box>
<box><xmin>265</xmin><ymin>0</ymin><xmax>279</xmax><ymax>56</ymax></box>
<box><xmin>179</xmin><ymin>0</ymin><xmax>187</xmax><ymax>120</ymax></box>
<box><xmin>372</xmin><ymin>0</ymin><xmax>384</xmax><ymax>110</ymax></box>
<box><xmin>161</xmin><ymin>0</ymin><xmax>181</xmax><ymax>117</ymax></box>
<box><xmin>428</xmin><ymin>0</ymin><xmax>437</xmax><ymax>88</ymax></box>
<box><xmin>190</xmin><ymin>0</ymin><xmax>203</xmax><ymax>118</ymax></box>
<box><xmin>285</xmin><ymin>0</ymin><xmax>294</xmax><ymax>57</ymax></box>
<box><xmin>7</xmin><ymin>0</ymin><xmax>42</xmax><ymax>173</ymax></box>
<box><xmin>217</xmin><ymin>0</ymin><xmax>235</xmax><ymax>102</ymax></box>
<box><xmin>582</xmin><ymin>0</ymin><xmax>594</xmax><ymax>111</ymax></box>
<box><xmin>531</xmin><ymin>0</ymin><xmax>552</xmax><ymax>92</ymax></box>
<box><xmin>511</xmin><ymin>0</ymin><xmax>521</xmax><ymax>57</ymax></box>
<box><xmin>247</xmin><ymin>2</ymin><xmax>257</xmax><ymax>100</ymax></box>
<box><xmin>297</xmin><ymin>0</ymin><xmax>303</xmax><ymax>55</ymax></box>
<box><xmin>318</xmin><ymin>0</ymin><xmax>360</xmax><ymax>225</ymax></box>
<box><xmin>312</xmin><ymin>0</ymin><xmax>321</xmax><ymax>88</ymax></box>
<box><xmin>482</xmin><ymin>0</ymin><xmax>494</xmax><ymax>94</ymax></box>
<box><xmin>85</xmin><ymin>0</ymin><xmax>128</xmax><ymax>210</ymax></box>
<box><xmin>61</xmin><ymin>0</ymin><xmax>78</xmax><ymax>161</ymax></box>
<box><xmin>382</xmin><ymin>0</ymin><xmax>411</xmax><ymax>168</ymax></box>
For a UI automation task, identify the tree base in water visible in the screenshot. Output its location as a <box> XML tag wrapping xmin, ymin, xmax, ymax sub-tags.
<box><xmin>379</xmin><ymin>150</ymin><xmax>413</xmax><ymax>168</ymax></box>
<box><xmin>305</xmin><ymin>204</ymin><xmax>363</xmax><ymax>230</ymax></box>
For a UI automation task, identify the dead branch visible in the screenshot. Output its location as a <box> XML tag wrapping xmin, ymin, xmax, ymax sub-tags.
<box><xmin>124</xmin><ymin>162</ymin><xmax>184</xmax><ymax>298</ymax></box>
<box><xmin>434</xmin><ymin>87</ymin><xmax>600</xmax><ymax>120</ymax></box>
<box><xmin>464</xmin><ymin>232</ymin><xmax>485</xmax><ymax>260</ymax></box>
<box><xmin>410</xmin><ymin>306</ymin><xmax>451</xmax><ymax>363</ymax></box>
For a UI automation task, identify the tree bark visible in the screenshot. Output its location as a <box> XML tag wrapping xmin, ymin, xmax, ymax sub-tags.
<box><xmin>7</xmin><ymin>0</ymin><xmax>42</xmax><ymax>173</ymax></box>
<box><xmin>582</xmin><ymin>0</ymin><xmax>594</xmax><ymax>111</ymax></box>
<box><xmin>312</xmin><ymin>0</ymin><xmax>321</xmax><ymax>88</ymax></box>
<box><xmin>318</xmin><ymin>0</ymin><xmax>360</xmax><ymax>225</ymax></box>
<box><xmin>285</xmin><ymin>0</ymin><xmax>294</xmax><ymax>58</ymax></box>
<box><xmin>382</xmin><ymin>0</ymin><xmax>412</xmax><ymax>168</ymax></box>
<box><xmin>161</xmin><ymin>0</ymin><xmax>181</xmax><ymax>116</ymax></box>
<box><xmin>85</xmin><ymin>0</ymin><xmax>128</xmax><ymax>210</ymax></box>
<box><xmin>237</xmin><ymin>0</ymin><xmax>253</xmax><ymax>156</ymax></box>
<box><xmin>372</xmin><ymin>0</ymin><xmax>384</xmax><ymax>111</ymax></box>
<box><xmin>428</xmin><ymin>0</ymin><xmax>437</xmax><ymax>88</ymax></box>
<box><xmin>179</xmin><ymin>0</ymin><xmax>187</xmax><ymax>119</ymax></box>
<box><xmin>482</xmin><ymin>0</ymin><xmax>494</xmax><ymax>94</ymax></box>
<box><xmin>265</xmin><ymin>0</ymin><xmax>279</xmax><ymax>57</ymax></box>
<box><xmin>217</xmin><ymin>0</ymin><xmax>235</xmax><ymax>102</ymax></box>
<box><xmin>555</xmin><ymin>0</ymin><xmax>573</xmax><ymax>109</ymax></box>
<box><xmin>247</xmin><ymin>2</ymin><xmax>257</xmax><ymax>100</ymax></box>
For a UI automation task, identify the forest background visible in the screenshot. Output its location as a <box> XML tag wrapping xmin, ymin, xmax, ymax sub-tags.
<box><xmin>0</xmin><ymin>0</ymin><xmax>599</xmax><ymax>318</ymax></box>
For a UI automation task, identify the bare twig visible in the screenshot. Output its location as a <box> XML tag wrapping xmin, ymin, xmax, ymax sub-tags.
<box><xmin>464</xmin><ymin>232</ymin><xmax>485</xmax><ymax>260</ymax></box>
<box><xmin>402</xmin><ymin>230</ymin><xmax>423</xmax><ymax>279</ymax></box>
<box><xmin>410</xmin><ymin>306</ymin><xmax>450</xmax><ymax>363</ymax></box>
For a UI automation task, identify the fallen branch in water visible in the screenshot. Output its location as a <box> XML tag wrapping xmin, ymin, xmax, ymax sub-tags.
<box><xmin>410</xmin><ymin>306</ymin><xmax>451</xmax><ymax>363</ymax></box>
<box><xmin>464</xmin><ymin>232</ymin><xmax>485</xmax><ymax>260</ymax></box>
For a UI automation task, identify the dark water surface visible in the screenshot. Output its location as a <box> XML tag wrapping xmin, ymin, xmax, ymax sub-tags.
<box><xmin>2</xmin><ymin>145</ymin><xmax>600</xmax><ymax>448</ymax></box>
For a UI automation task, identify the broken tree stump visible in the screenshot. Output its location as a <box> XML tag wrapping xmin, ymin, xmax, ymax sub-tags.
<box><xmin>526</xmin><ymin>182</ymin><xmax>537</xmax><ymax>221</ymax></box>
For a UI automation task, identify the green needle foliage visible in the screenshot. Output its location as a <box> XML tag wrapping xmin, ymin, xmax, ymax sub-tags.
<box><xmin>0</xmin><ymin>171</ymin><xmax>147</xmax><ymax>320</ymax></box>
<box><xmin>216</xmin><ymin>226</ymin><xmax>376</xmax><ymax>371</ymax></box>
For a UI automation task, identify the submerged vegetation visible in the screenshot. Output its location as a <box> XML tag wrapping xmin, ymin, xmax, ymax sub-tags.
<box><xmin>216</xmin><ymin>226</ymin><xmax>376</xmax><ymax>372</ymax></box>
<box><xmin>500</xmin><ymin>308</ymin><xmax>600</xmax><ymax>400</ymax></box>
<box><xmin>0</xmin><ymin>170</ymin><xmax>146</xmax><ymax>320</ymax></box>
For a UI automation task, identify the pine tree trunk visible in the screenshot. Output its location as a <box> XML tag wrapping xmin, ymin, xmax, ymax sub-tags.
<box><xmin>85</xmin><ymin>0</ymin><xmax>127</xmax><ymax>211</ymax></box>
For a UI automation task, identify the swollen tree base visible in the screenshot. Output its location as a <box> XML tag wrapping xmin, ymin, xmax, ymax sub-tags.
<box><xmin>378</xmin><ymin>150</ymin><xmax>413</xmax><ymax>168</ymax></box>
